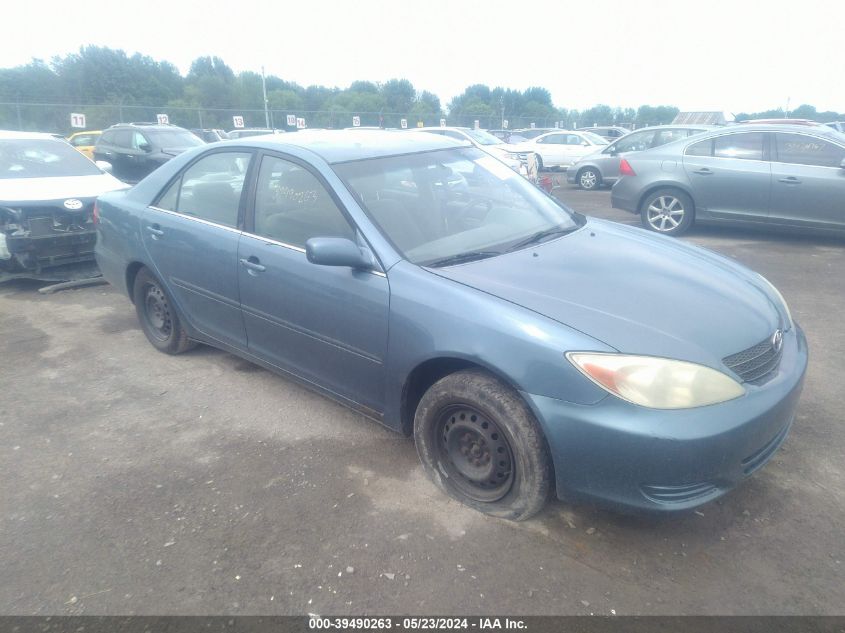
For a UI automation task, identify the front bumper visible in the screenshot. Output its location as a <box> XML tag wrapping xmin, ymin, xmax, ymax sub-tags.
<box><xmin>1</xmin><ymin>228</ymin><xmax>97</xmax><ymax>272</ymax></box>
<box><xmin>522</xmin><ymin>324</ymin><xmax>808</xmax><ymax>512</ymax></box>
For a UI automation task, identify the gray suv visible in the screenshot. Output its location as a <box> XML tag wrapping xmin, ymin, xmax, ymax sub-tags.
<box><xmin>611</xmin><ymin>124</ymin><xmax>845</xmax><ymax>236</ymax></box>
<box><xmin>567</xmin><ymin>125</ymin><xmax>715</xmax><ymax>190</ymax></box>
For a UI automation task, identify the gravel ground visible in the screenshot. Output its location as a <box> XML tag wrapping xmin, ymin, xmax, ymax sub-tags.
<box><xmin>1</xmin><ymin>184</ymin><xmax>843</xmax><ymax>615</ymax></box>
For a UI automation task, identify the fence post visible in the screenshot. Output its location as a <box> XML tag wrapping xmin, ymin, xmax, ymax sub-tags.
<box><xmin>197</xmin><ymin>108</ymin><xmax>203</xmax><ymax>129</ymax></box>
<box><xmin>15</xmin><ymin>97</ymin><xmax>22</xmax><ymax>130</ymax></box>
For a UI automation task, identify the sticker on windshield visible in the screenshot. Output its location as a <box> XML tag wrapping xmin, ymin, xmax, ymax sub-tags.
<box><xmin>474</xmin><ymin>155</ymin><xmax>518</xmax><ymax>181</ymax></box>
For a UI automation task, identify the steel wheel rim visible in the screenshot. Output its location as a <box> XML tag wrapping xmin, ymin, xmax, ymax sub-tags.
<box><xmin>646</xmin><ymin>195</ymin><xmax>685</xmax><ymax>232</ymax></box>
<box><xmin>144</xmin><ymin>284</ymin><xmax>173</xmax><ymax>341</ymax></box>
<box><xmin>434</xmin><ymin>405</ymin><xmax>515</xmax><ymax>502</ymax></box>
<box><xmin>580</xmin><ymin>170</ymin><xmax>597</xmax><ymax>188</ymax></box>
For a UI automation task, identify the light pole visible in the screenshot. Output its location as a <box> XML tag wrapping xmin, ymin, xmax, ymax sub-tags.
<box><xmin>262</xmin><ymin>66</ymin><xmax>270</xmax><ymax>129</ymax></box>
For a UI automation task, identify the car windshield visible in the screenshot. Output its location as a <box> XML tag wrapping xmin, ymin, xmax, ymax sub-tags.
<box><xmin>145</xmin><ymin>129</ymin><xmax>205</xmax><ymax>148</ymax></box>
<box><xmin>463</xmin><ymin>129</ymin><xmax>504</xmax><ymax>146</ymax></box>
<box><xmin>335</xmin><ymin>147</ymin><xmax>584</xmax><ymax>266</ymax></box>
<box><xmin>0</xmin><ymin>139</ymin><xmax>103</xmax><ymax>179</ymax></box>
<box><xmin>581</xmin><ymin>131</ymin><xmax>610</xmax><ymax>145</ymax></box>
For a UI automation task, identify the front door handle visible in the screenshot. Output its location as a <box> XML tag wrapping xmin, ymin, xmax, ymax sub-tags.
<box><xmin>778</xmin><ymin>176</ymin><xmax>801</xmax><ymax>185</ymax></box>
<box><xmin>239</xmin><ymin>256</ymin><xmax>266</xmax><ymax>274</ymax></box>
<box><xmin>146</xmin><ymin>224</ymin><xmax>164</xmax><ymax>238</ymax></box>
<box><xmin>692</xmin><ymin>168</ymin><xmax>713</xmax><ymax>175</ymax></box>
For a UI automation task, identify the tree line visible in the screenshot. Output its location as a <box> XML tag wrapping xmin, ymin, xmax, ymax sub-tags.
<box><xmin>1</xmin><ymin>46</ymin><xmax>843</xmax><ymax>133</ymax></box>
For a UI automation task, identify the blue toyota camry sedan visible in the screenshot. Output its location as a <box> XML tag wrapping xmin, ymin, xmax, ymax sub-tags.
<box><xmin>95</xmin><ymin>130</ymin><xmax>807</xmax><ymax>520</ymax></box>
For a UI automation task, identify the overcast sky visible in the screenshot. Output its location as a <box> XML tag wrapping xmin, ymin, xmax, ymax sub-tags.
<box><xmin>2</xmin><ymin>0</ymin><xmax>841</xmax><ymax>113</ymax></box>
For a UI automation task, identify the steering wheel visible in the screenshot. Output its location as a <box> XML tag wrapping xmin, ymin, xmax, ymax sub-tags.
<box><xmin>454</xmin><ymin>198</ymin><xmax>493</xmax><ymax>227</ymax></box>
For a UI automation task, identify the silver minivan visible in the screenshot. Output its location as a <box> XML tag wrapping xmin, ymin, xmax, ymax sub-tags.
<box><xmin>567</xmin><ymin>125</ymin><xmax>716</xmax><ymax>189</ymax></box>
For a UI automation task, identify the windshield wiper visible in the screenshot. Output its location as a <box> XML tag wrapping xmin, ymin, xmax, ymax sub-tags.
<box><xmin>424</xmin><ymin>250</ymin><xmax>502</xmax><ymax>268</ymax></box>
<box><xmin>506</xmin><ymin>226</ymin><xmax>573</xmax><ymax>251</ymax></box>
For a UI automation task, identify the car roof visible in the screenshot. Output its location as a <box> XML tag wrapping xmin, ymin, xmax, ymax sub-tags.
<box><xmin>226</xmin><ymin>129</ymin><xmax>469</xmax><ymax>163</ymax></box>
<box><xmin>712</xmin><ymin>123</ymin><xmax>843</xmax><ymax>137</ymax></box>
<box><xmin>0</xmin><ymin>130</ymin><xmax>64</xmax><ymax>140</ymax></box>
<box><xmin>626</xmin><ymin>124</ymin><xmax>720</xmax><ymax>132</ymax></box>
<box><xmin>416</xmin><ymin>126</ymin><xmax>472</xmax><ymax>132</ymax></box>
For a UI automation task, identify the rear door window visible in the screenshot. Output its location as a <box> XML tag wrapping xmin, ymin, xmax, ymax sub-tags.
<box><xmin>713</xmin><ymin>133</ymin><xmax>765</xmax><ymax>161</ymax></box>
<box><xmin>155</xmin><ymin>151</ymin><xmax>252</xmax><ymax>228</ymax></box>
<box><xmin>113</xmin><ymin>130</ymin><xmax>133</xmax><ymax>148</ymax></box>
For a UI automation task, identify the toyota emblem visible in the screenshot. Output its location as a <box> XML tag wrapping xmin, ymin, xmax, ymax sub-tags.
<box><xmin>771</xmin><ymin>329</ymin><xmax>784</xmax><ymax>353</ymax></box>
<box><xmin>63</xmin><ymin>199</ymin><xmax>84</xmax><ymax>210</ymax></box>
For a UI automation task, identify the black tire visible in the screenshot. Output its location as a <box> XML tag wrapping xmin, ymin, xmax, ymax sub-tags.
<box><xmin>577</xmin><ymin>167</ymin><xmax>601</xmax><ymax>190</ymax></box>
<box><xmin>534</xmin><ymin>153</ymin><xmax>543</xmax><ymax>172</ymax></box>
<box><xmin>132</xmin><ymin>267</ymin><xmax>195</xmax><ymax>354</ymax></box>
<box><xmin>414</xmin><ymin>370</ymin><xmax>552</xmax><ymax>521</ymax></box>
<box><xmin>639</xmin><ymin>188</ymin><xmax>695</xmax><ymax>236</ymax></box>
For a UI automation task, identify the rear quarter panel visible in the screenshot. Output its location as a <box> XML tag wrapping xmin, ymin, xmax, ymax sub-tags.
<box><xmin>94</xmin><ymin>190</ymin><xmax>150</xmax><ymax>298</ymax></box>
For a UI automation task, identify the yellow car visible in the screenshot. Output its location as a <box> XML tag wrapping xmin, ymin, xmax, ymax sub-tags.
<box><xmin>67</xmin><ymin>130</ymin><xmax>102</xmax><ymax>160</ymax></box>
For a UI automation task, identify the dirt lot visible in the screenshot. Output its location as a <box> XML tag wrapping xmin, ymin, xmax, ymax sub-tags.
<box><xmin>1</xmin><ymin>185</ymin><xmax>843</xmax><ymax>615</ymax></box>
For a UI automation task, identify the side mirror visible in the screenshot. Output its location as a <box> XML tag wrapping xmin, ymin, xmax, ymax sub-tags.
<box><xmin>840</xmin><ymin>158</ymin><xmax>845</xmax><ymax>169</ymax></box>
<box><xmin>305</xmin><ymin>237</ymin><xmax>375</xmax><ymax>270</ymax></box>
<box><xmin>138</xmin><ymin>143</ymin><xmax>152</xmax><ymax>153</ymax></box>
<box><xmin>95</xmin><ymin>160</ymin><xmax>113</xmax><ymax>173</ymax></box>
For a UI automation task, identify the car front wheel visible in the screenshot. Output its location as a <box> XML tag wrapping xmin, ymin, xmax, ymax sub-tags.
<box><xmin>133</xmin><ymin>267</ymin><xmax>195</xmax><ymax>354</ymax></box>
<box><xmin>414</xmin><ymin>370</ymin><xmax>552</xmax><ymax>521</ymax></box>
<box><xmin>640</xmin><ymin>188</ymin><xmax>694</xmax><ymax>236</ymax></box>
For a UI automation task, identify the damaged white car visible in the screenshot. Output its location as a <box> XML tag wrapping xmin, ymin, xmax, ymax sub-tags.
<box><xmin>0</xmin><ymin>131</ymin><xmax>127</xmax><ymax>279</ymax></box>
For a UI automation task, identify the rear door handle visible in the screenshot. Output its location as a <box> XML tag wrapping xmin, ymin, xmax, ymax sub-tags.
<box><xmin>692</xmin><ymin>168</ymin><xmax>713</xmax><ymax>175</ymax></box>
<box><xmin>778</xmin><ymin>177</ymin><xmax>801</xmax><ymax>184</ymax></box>
<box><xmin>239</xmin><ymin>257</ymin><xmax>266</xmax><ymax>274</ymax></box>
<box><xmin>146</xmin><ymin>224</ymin><xmax>164</xmax><ymax>238</ymax></box>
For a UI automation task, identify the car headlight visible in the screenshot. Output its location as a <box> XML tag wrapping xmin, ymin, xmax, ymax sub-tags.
<box><xmin>566</xmin><ymin>352</ymin><xmax>745</xmax><ymax>409</ymax></box>
<box><xmin>756</xmin><ymin>274</ymin><xmax>793</xmax><ymax>330</ymax></box>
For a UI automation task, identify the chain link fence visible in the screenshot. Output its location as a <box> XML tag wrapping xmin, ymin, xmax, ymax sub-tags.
<box><xmin>0</xmin><ymin>101</ymin><xmax>581</xmax><ymax>135</ymax></box>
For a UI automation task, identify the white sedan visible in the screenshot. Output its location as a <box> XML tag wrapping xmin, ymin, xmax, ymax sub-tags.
<box><xmin>412</xmin><ymin>127</ymin><xmax>527</xmax><ymax>174</ymax></box>
<box><xmin>1</xmin><ymin>130</ymin><xmax>128</xmax><ymax>276</ymax></box>
<box><xmin>511</xmin><ymin>130</ymin><xmax>609</xmax><ymax>171</ymax></box>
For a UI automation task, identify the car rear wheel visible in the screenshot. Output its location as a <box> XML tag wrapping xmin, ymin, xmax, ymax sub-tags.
<box><xmin>414</xmin><ymin>370</ymin><xmax>552</xmax><ymax>521</ymax></box>
<box><xmin>640</xmin><ymin>188</ymin><xmax>694</xmax><ymax>236</ymax></box>
<box><xmin>133</xmin><ymin>267</ymin><xmax>195</xmax><ymax>354</ymax></box>
<box><xmin>577</xmin><ymin>167</ymin><xmax>601</xmax><ymax>190</ymax></box>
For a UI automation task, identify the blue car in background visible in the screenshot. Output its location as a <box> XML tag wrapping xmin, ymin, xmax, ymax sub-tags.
<box><xmin>95</xmin><ymin>130</ymin><xmax>807</xmax><ymax>520</ymax></box>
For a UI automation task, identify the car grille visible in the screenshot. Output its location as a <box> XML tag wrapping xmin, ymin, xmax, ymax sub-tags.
<box><xmin>722</xmin><ymin>333</ymin><xmax>784</xmax><ymax>384</ymax></box>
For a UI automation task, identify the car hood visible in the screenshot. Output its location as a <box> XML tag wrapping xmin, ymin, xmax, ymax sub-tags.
<box><xmin>578</xmin><ymin>148</ymin><xmax>610</xmax><ymax>162</ymax></box>
<box><xmin>429</xmin><ymin>219</ymin><xmax>783</xmax><ymax>368</ymax></box>
<box><xmin>0</xmin><ymin>173</ymin><xmax>128</xmax><ymax>203</ymax></box>
<box><xmin>484</xmin><ymin>144</ymin><xmax>519</xmax><ymax>155</ymax></box>
<box><xmin>508</xmin><ymin>141</ymin><xmax>537</xmax><ymax>152</ymax></box>
<box><xmin>161</xmin><ymin>147</ymin><xmax>195</xmax><ymax>157</ymax></box>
